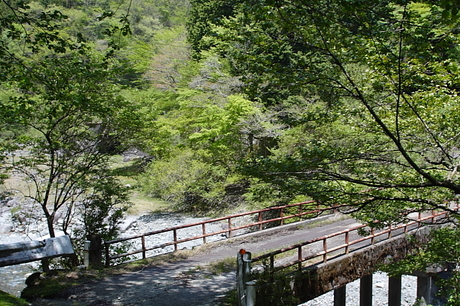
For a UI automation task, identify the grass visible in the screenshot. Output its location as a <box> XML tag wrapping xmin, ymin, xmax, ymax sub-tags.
<box><xmin>208</xmin><ymin>257</ymin><xmax>237</xmax><ymax>275</ymax></box>
<box><xmin>218</xmin><ymin>289</ymin><xmax>238</xmax><ymax>306</ymax></box>
<box><xmin>0</xmin><ymin>291</ymin><xmax>29</xmax><ymax>306</ymax></box>
<box><xmin>108</xmin><ymin>155</ymin><xmax>172</xmax><ymax>215</ymax></box>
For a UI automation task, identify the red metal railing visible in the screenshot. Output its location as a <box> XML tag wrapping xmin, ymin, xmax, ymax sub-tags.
<box><xmin>251</xmin><ymin>207</ymin><xmax>459</xmax><ymax>274</ymax></box>
<box><xmin>104</xmin><ymin>201</ymin><xmax>346</xmax><ymax>266</ymax></box>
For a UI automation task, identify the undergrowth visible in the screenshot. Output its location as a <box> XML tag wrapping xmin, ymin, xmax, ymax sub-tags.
<box><xmin>0</xmin><ymin>291</ymin><xmax>29</xmax><ymax>306</ymax></box>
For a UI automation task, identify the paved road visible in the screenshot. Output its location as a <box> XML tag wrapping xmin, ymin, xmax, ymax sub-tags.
<box><xmin>31</xmin><ymin>214</ymin><xmax>361</xmax><ymax>306</ymax></box>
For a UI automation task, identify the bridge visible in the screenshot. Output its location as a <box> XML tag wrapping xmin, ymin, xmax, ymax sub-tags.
<box><xmin>78</xmin><ymin>201</ymin><xmax>458</xmax><ymax>306</ymax></box>
<box><xmin>103</xmin><ymin>201</ymin><xmax>343</xmax><ymax>266</ymax></box>
<box><xmin>237</xmin><ymin>208</ymin><xmax>458</xmax><ymax>306</ymax></box>
<box><xmin>25</xmin><ymin>202</ymin><xmax>456</xmax><ymax>306</ymax></box>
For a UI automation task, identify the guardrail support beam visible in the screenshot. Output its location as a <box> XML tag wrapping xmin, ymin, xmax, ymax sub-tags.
<box><xmin>360</xmin><ymin>274</ymin><xmax>373</xmax><ymax>306</ymax></box>
<box><xmin>334</xmin><ymin>285</ymin><xmax>346</xmax><ymax>306</ymax></box>
<box><xmin>388</xmin><ymin>275</ymin><xmax>402</xmax><ymax>306</ymax></box>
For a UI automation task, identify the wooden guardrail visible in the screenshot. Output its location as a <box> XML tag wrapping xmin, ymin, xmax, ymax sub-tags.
<box><xmin>250</xmin><ymin>207</ymin><xmax>459</xmax><ymax>275</ymax></box>
<box><xmin>104</xmin><ymin>201</ymin><xmax>346</xmax><ymax>266</ymax></box>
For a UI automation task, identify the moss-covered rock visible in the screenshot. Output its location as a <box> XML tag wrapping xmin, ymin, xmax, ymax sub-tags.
<box><xmin>20</xmin><ymin>270</ymin><xmax>87</xmax><ymax>301</ymax></box>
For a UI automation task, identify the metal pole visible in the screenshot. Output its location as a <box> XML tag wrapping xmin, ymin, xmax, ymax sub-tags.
<box><xmin>258</xmin><ymin>212</ymin><xmax>263</xmax><ymax>231</ymax></box>
<box><xmin>323</xmin><ymin>238</ymin><xmax>328</xmax><ymax>263</ymax></box>
<box><xmin>228</xmin><ymin>218</ymin><xmax>232</xmax><ymax>238</ymax></box>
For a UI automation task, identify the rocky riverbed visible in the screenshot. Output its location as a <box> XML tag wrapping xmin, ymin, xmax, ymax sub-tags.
<box><xmin>300</xmin><ymin>272</ymin><xmax>417</xmax><ymax>306</ymax></box>
<box><xmin>0</xmin><ymin>207</ymin><xmax>228</xmax><ymax>297</ymax></box>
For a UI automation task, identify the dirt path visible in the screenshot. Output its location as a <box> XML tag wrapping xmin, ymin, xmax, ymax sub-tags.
<box><xmin>30</xmin><ymin>215</ymin><xmax>359</xmax><ymax>306</ymax></box>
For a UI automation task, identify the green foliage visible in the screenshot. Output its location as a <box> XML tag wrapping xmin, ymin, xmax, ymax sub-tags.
<box><xmin>252</xmin><ymin>264</ymin><xmax>301</xmax><ymax>306</ymax></box>
<box><xmin>381</xmin><ymin>225</ymin><xmax>460</xmax><ymax>305</ymax></box>
<box><xmin>187</xmin><ymin>0</ymin><xmax>244</xmax><ymax>59</ymax></box>
<box><xmin>190</xmin><ymin>0</ymin><xmax>460</xmax><ymax>217</ymax></box>
<box><xmin>0</xmin><ymin>0</ymin><xmax>140</xmax><ymax>258</ymax></box>
<box><xmin>0</xmin><ymin>290</ymin><xmax>29</xmax><ymax>306</ymax></box>
<box><xmin>135</xmin><ymin>54</ymin><xmax>261</xmax><ymax>211</ymax></box>
<box><xmin>137</xmin><ymin>89</ymin><xmax>262</xmax><ymax>211</ymax></box>
<box><xmin>186</xmin><ymin>3</ymin><xmax>460</xmax><ymax>298</ymax></box>
<box><xmin>140</xmin><ymin>148</ymin><xmax>243</xmax><ymax>212</ymax></box>
<box><xmin>0</xmin><ymin>46</ymin><xmax>136</xmax><ymax>237</ymax></box>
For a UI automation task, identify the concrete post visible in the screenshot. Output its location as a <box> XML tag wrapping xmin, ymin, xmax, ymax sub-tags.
<box><xmin>88</xmin><ymin>235</ymin><xmax>103</xmax><ymax>268</ymax></box>
<box><xmin>246</xmin><ymin>281</ymin><xmax>256</xmax><ymax>306</ymax></box>
<box><xmin>83</xmin><ymin>240</ymin><xmax>91</xmax><ymax>267</ymax></box>
<box><xmin>41</xmin><ymin>258</ymin><xmax>50</xmax><ymax>273</ymax></box>
<box><xmin>334</xmin><ymin>285</ymin><xmax>346</xmax><ymax>306</ymax></box>
<box><xmin>388</xmin><ymin>275</ymin><xmax>402</xmax><ymax>306</ymax></box>
<box><xmin>360</xmin><ymin>274</ymin><xmax>373</xmax><ymax>306</ymax></box>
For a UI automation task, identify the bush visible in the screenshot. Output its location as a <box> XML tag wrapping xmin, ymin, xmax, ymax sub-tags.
<box><xmin>140</xmin><ymin>149</ymin><xmax>246</xmax><ymax>213</ymax></box>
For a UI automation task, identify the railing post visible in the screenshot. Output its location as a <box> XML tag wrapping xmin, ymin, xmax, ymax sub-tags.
<box><xmin>105</xmin><ymin>243</ymin><xmax>110</xmax><ymax>267</ymax></box>
<box><xmin>258</xmin><ymin>212</ymin><xmax>263</xmax><ymax>231</ymax></box>
<box><xmin>202</xmin><ymin>223</ymin><xmax>206</xmax><ymax>244</ymax></box>
<box><xmin>334</xmin><ymin>285</ymin><xmax>346</xmax><ymax>306</ymax></box>
<box><xmin>228</xmin><ymin>218</ymin><xmax>232</xmax><ymax>238</ymax></box>
<box><xmin>388</xmin><ymin>275</ymin><xmax>402</xmax><ymax>306</ymax></box>
<box><xmin>298</xmin><ymin>246</ymin><xmax>302</xmax><ymax>271</ymax></box>
<box><xmin>388</xmin><ymin>224</ymin><xmax>392</xmax><ymax>239</ymax></box>
<box><xmin>323</xmin><ymin>238</ymin><xmax>328</xmax><ymax>263</ymax></box>
<box><xmin>360</xmin><ymin>274</ymin><xmax>373</xmax><ymax>306</ymax></box>
<box><xmin>141</xmin><ymin>236</ymin><xmax>146</xmax><ymax>259</ymax></box>
<box><xmin>371</xmin><ymin>228</ymin><xmax>375</xmax><ymax>245</ymax></box>
<box><xmin>84</xmin><ymin>240</ymin><xmax>90</xmax><ymax>267</ymax></box>
<box><xmin>345</xmin><ymin>232</ymin><xmax>349</xmax><ymax>254</ymax></box>
<box><xmin>88</xmin><ymin>235</ymin><xmax>103</xmax><ymax>268</ymax></box>
<box><xmin>246</xmin><ymin>281</ymin><xmax>256</xmax><ymax>306</ymax></box>
<box><xmin>173</xmin><ymin>229</ymin><xmax>178</xmax><ymax>251</ymax></box>
<box><xmin>280</xmin><ymin>207</ymin><xmax>284</xmax><ymax>225</ymax></box>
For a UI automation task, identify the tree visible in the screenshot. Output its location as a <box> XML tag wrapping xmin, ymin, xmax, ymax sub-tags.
<box><xmin>139</xmin><ymin>87</ymin><xmax>260</xmax><ymax>212</ymax></box>
<box><xmin>0</xmin><ymin>1</ymin><xmax>136</xmax><ymax>247</ymax></box>
<box><xmin>190</xmin><ymin>0</ymin><xmax>460</xmax><ymax>220</ymax></box>
<box><xmin>188</xmin><ymin>0</ymin><xmax>460</xmax><ymax>301</ymax></box>
<box><xmin>187</xmin><ymin>0</ymin><xmax>244</xmax><ymax>59</ymax></box>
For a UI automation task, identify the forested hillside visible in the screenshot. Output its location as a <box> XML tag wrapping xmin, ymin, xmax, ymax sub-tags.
<box><xmin>0</xmin><ymin>0</ymin><xmax>275</xmax><ymax>261</ymax></box>
<box><xmin>186</xmin><ymin>0</ymin><xmax>460</xmax><ymax>301</ymax></box>
<box><xmin>1</xmin><ymin>0</ymin><xmax>460</xmax><ymax>300</ymax></box>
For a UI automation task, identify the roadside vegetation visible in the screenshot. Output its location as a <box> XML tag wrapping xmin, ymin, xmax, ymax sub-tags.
<box><xmin>0</xmin><ymin>291</ymin><xmax>29</xmax><ymax>306</ymax></box>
